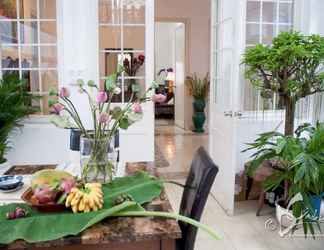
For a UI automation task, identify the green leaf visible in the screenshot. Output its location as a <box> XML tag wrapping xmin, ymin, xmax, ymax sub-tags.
<box><xmin>105</xmin><ymin>73</ymin><xmax>117</xmax><ymax>91</ymax></box>
<box><xmin>48</xmin><ymin>87</ymin><xmax>58</xmax><ymax>96</ymax></box>
<box><xmin>131</xmin><ymin>83</ymin><xmax>141</xmax><ymax>93</ymax></box>
<box><xmin>119</xmin><ymin>117</ymin><xmax>129</xmax><ymax>129</ymax></box>
<box><xmin>0</xmin><ymin>172</ymin><xmax>163</xmax><ymax>244</ymax></box>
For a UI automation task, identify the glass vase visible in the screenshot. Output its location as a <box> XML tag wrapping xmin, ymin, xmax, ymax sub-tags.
<box><xmin>80</xmin><ymin>135</ymin><xmax>118</xmax><ymax>183</ymax></box>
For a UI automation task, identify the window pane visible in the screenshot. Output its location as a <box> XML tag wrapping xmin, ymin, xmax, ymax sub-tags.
<box><xmin>124</xmin><ymin>26</ymin><xmax>145</xmax><ymax>50</ymax></box>
<box><xmin>246</xmin><ymin>23</ymin><xmax>259</xmax><ymax>45</ymax></box>
<box><xmin>22</xmin><ymin>70</ymin><xmax>39</xmax><ymax>91</ymax></box>
<box><xmin>0</xmin><ymin>0</ymin><xmax>17</xmax><ymax>19</ymax></box>
<box><xmin>41</xmin><ymin>70</ymin><xmax>57</xmax><ymax>91</ymax></box>
<box><xmin>21</xmin><ymin>46</ymin><xmax>38</xmax><ymax>68</ymax></box>
<box><xmin>20</xmin><ymin>21</ymin><xmax>38</xmax><ymax>44</ymax></box>
<box><xmin>99</xmin><ymin>0</ymin><xmax>121</xmax><ymax>24</ymax></box>
<box><xmin>40</xmin><ymin>46</ymin><xmax>57</xmax><ymax>67</ymax></box>
<box><xmin>246</xmin><ymin>2</ymin><xmax>260</xmax><ymax>22</ymax></box>
<box><xmin>39</xmin><ymin>0</ymin><xmax>56</xmax><ymax>19</ymax></box>
<box><xmin>100</xmin><ymin>52</ymin><xmax>121</xmax><ymax>77</ymax></box>
<box><xmin>123</xmin><ymin>0</ymin><xmax>145</xmax><ymax>24</ymax></box>
<box><xmin>0</xmin><ymin>21</ymin><xmax>18</xmax><ymax>43</ymax></box>
<box><xmin>99</xmin><ymin>26</ymin><xmax>121</xmax><ymax>49</ymax></box>
<box><xmin>2</xmin><ymin>70</ymin><xmax>19</xmax><ymax>78</ymax></box>
<box><xmin>40</xmin><ymin>21</ymin><xmax>56</xmax><ymax>43</ymax></box>
<box><xmin>123</xmin><ymin>52</ymin><xmax>145</xmax><ymax>77</ymax></box>
<box><xmin>262</xmin><ymin>24</ymin><xmax>275</xmax><ymax>45</ymax></box>
<box><xmin>1</xmin><ymin>46</ymin><xmax>19</xmax><ymax>68</ymax></box>
<box><xmin>278</xmin><ymin>25</ymin><xmax>291</xmax><ymax>34</ymax></box>
<box><xmin>19</xmin><ymin>0</ymin><xmax>37</xmax><ymax>19</ymax></box>
<box><xmin>279</xmin><ymin>3</ymin><xmax>293</xmax><ymax>23</ymax></box>
<box><xmin>262</xmin><ymin>2</ymin><xmax>277</xmax><ymax>23</ymax></box>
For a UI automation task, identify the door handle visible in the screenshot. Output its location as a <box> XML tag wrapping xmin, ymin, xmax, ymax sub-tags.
<box><xmin>224</xmin><ymin>111</ymin><xmax>233</xmax><ymax>117</ymax></box>
<box><xmin>234</xmin><ymin>111</ymin><xmax>243</xmax><ymax>117</ymax></box>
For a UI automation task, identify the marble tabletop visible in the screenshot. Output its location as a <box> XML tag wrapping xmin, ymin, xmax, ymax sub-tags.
<box><xmin>0</xmin><ymin>163</ymin><xmax>182</xmax><ymax>249</ymax></box>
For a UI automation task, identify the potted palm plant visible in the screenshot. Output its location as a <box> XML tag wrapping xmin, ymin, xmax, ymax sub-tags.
<box><xmin>0</xmin><ymin>74</ymin><xmax>39</xmax><ymax>166</ymax></box>
<box><xmin>185</xmin><ymin>73</ymin><xmax>209</xmax><ymax>133</ymax></box>
<box><xmin>244</xmin><ymin>123</ymin><xmax>324</xmax><ymax>234</ymax></box>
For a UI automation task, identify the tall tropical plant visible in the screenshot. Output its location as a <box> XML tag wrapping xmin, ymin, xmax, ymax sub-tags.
<box><xmin>0</xmin><ymin>74</ymin><xmax>39</xmax><ymax>163</ymax></box>
<box><xmin>185</xmin><ymin>73</ymin><xmax>210</xmax><ymax>100</ymax></box>
<box><xmin>242</xmin><ymin>31</ymin><xmax>324</xmax><ymax>136</ymax></box>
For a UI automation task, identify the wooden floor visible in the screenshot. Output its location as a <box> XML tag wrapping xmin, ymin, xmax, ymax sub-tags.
<box><xmin>165</xmin><ymin>182</ymin><xmax>324</xmax><ymax>250</ymax></box>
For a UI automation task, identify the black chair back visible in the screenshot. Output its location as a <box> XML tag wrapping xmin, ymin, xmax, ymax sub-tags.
<box><xmin>177</xmin><ymin>147</ymin><xmax>219</xmax><ymax>250</ymax></box>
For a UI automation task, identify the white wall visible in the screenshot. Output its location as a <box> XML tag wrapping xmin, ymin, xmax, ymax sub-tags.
<box><xmin>155</xmin><ymin>22</ymin><xmax>177</xmax><ymax>72</ymax></box>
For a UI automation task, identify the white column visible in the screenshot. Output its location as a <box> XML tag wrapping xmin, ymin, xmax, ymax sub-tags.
<box><xmin>57</xmin><ymin>0</ymin><xmax>99</xmax><ymax>129</ymax></box>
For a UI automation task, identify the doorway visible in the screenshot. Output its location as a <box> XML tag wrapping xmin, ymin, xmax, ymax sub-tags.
<box><xmin>154</xmin><ymin>21</ymin><xmax>186</xmax><ymax>129</ymax></box>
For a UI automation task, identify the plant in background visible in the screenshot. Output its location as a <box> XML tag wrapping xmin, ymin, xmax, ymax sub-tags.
<box><xmin>243</xmin><ymin>123</ymin><xmax>324</xmax><ymax>235</ymax></box>
<box><xmin>185</xmin><ymin>73</ymin><xmax>209</xmax><ymax>101</ymax></box>
<box><xmin>123</xmin><ymin>54</ymin><xmax>145</xmax><ymax>99</ymax></box>
<box><xmin>48</xmin><ymin>71</ymin><xmax>164</xmax><ymax>183</ymax></box>
<box><xmin>185</xmin><ymin>73</ymin><xmax>210</xmax><ymax>133</ymax></box>
<box><xmin>242</xmin><ymin>31</ymin><xmax>324</xmax><ymax>136</ymax></box>
<box><xmin>0</xmin><ymin>74</ymin><xmax>39</xmax><ymax>164</ymax></box>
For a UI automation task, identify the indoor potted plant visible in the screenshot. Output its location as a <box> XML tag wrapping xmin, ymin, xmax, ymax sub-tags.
<box><xmin>243</xmin><ymin>31</ymin><xmax>324</xmax><ymax>235</ymax></box>
<box><xmin>185</xmin><ymin>73</ymin><xmax>209</xmax><ymax>133</ymax></box>
<box><xmin>0</xmin><ymin>73</ymin><xmax>39</xmax><ymax>168</ymax></box>
<box><xmin>48</xmin><ymin>71</ymin><xmax>165</xmax><ymax>183</ymax></box>
<box><xmin>243</xmin><ymin>123</ymin><xmax>324</xmax><ymax>234</ymax></box>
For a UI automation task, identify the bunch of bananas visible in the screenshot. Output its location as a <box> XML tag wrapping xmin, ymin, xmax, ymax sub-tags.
<box><xmin>65</xmin><ymin>183</ymin><xmax>104</xmax><ymax>213</ymax></box>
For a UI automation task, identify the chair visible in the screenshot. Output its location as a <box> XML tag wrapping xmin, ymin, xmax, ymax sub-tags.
<box><xmin>176</xmin><ymin>147</ymin><xmax>219</xmax><ymax>250</ymax></box>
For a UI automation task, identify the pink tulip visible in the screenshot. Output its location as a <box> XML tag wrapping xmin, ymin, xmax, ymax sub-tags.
<box><xmin>59</xmin><ymin>87</ymin><xmax>70</xmax><ymax>98</ymax></box>
<box><xmin>51</xmin><ymin>103</ymin><xmax>64</xmax><ymax>115</ymax></box>
<box><xmin>152</xmin><ymin>94</ymin><xmax>167</xmax><ymax>103</ymax></box>
<box><xmin>96</xmin><ymin>91</ymin><xmax>108</xmax><ymax>103</ymax></box>
<box><xmin>132</xmin><ymin>102</ymin><xmax>143</xmax><ymax>113</ymax></box>
<box><xmin>98</xmin><ymin>112</ymin><xmax>110</xmax><ymax>124</ymax></box>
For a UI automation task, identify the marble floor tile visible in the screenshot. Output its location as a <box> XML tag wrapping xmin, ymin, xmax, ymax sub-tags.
<box><xmin>158</xmin><ymin>123</ymin><xmax>324</xmax><ymax>250</ymax></box>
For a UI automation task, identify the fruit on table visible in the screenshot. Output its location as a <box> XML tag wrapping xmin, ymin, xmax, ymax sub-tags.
<box><xmin>31</xmin><ymin>169</ymin><xmax>74</xmax><ymax>190</ymax></box>
<box><xmin>65</xmin><ymin>183</ymin><xmax>104</xmax><ymax>213</ymax></box>
<box><xmin>33</xmin><ymin>185</ymin><xmax>58</xmax><ymax>204</ymax></box>
<box><xmin>6</xmin><ymin>207</ymin><xmax>28</xmax><ymax>220</ymax></box>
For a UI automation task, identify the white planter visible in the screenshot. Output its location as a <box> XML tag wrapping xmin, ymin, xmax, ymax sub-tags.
<box><xmin>276</xmin><ymin>200</ymin><xmax>296</xmax><ymax>228</ymax></box>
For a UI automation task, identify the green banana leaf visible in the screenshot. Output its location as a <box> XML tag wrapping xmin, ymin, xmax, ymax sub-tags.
<box><xmin>0</xmin><ymin>172</ymin><xmax>162</xmax><ymax>244</ymax></box>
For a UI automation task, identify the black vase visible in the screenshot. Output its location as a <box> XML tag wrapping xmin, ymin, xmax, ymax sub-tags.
<box><xmin>70</xmin><ymin>129</ymin><xmax>82</xmax><ymax>151</ymax></box>
<box><xmin>192</xmin><ymin>99</ymin><xmax>206</xmax><ymax>133</ymax></box>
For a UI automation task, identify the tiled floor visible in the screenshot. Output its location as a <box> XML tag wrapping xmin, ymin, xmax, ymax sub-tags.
<box><xmin>156</xmin><ymin>121</ymin><xmax>324</xmax><ymax>250</ymax></box>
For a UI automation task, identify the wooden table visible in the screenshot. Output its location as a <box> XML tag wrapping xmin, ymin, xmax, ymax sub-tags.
<box><xmin>0</xmin><ymin>163</ymin><xmax>182</xmax><ymax>250</ymax></box>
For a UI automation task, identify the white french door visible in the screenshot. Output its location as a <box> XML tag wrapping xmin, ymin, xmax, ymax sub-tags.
<box><xmin>209</xmin><ymin>0</ymin><xmax>245</xmax><ymax>215</ymax></box>
<box><xmin>174</xmin><ymin>23</ymin><xmax>185</xmax><ymax>129</ymax></box>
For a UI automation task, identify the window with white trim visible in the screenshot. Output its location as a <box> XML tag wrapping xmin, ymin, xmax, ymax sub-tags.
<box><xmin>99</xmin><ymin>0</ymin><xmax>146</xmax><ymax>103</ymax></box>
<box><xmin>0</xmin><ymin>0</ymin><xmax>57</xmax><ymax>115</ymax></box>
<box><xmin>243</xmin><ymin>0</ymin><xmax>294</xmax><ymax>111</ymax></box>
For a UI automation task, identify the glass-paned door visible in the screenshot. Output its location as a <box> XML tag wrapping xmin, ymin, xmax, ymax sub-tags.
<box><xmin>99</xmin><ymin>0</ymin><xmax>146</xmax><ymax>103</ymax></box>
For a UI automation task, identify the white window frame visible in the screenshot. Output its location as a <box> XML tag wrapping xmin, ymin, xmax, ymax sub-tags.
<box><xmin>243</xmin><ymin>0</ymin><xmax>294</xmax><ymax>112</ymax></box>
<box><xmin>98</xmin><ymin>0</ymin><xmax>146</xmax><ymax>103</ymax></box>
<box><xmin>0</xmin><ymin>0</ymin><xmax>58</xmax><ymax>114</ymax></box>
